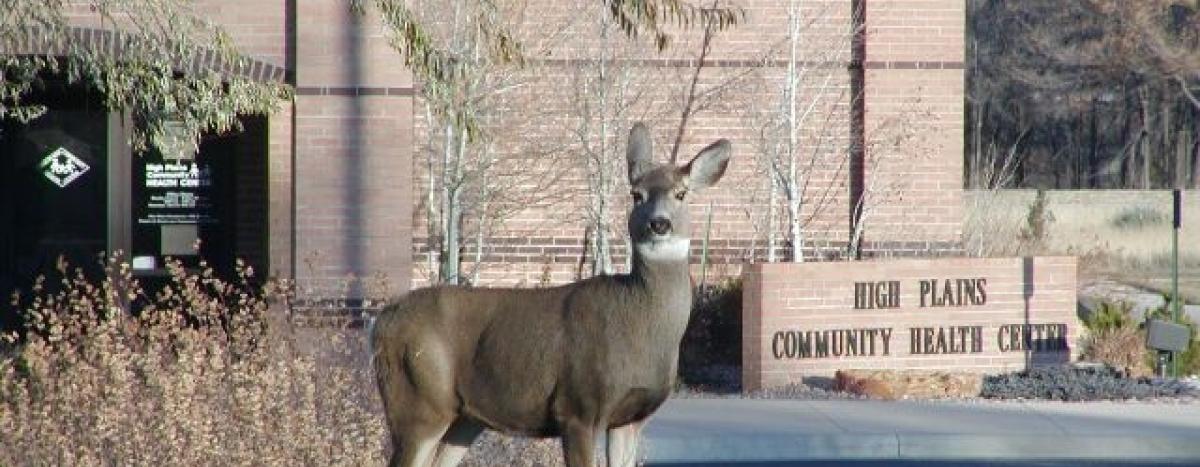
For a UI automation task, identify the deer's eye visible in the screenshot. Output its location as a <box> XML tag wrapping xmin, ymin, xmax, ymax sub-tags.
<box><xmin>631</xmin><ymin>191</ymin><xmax>644</xmax><ymax>204</ymax></box>
<box><xmin>674</xmin><ymin>189</ymin><xmax>687</xmax><ymax>201</ymax></box>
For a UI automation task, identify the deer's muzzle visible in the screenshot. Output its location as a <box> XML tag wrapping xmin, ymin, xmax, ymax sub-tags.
<box><xmin>648</xmin><ymin>217</ymin><xmax>672</xmax><ymax>236</ymax></box>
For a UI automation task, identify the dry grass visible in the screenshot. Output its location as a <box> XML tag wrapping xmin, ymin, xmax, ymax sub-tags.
<box><xmin>965</xmin><ymin>190</ymin><xmax>1200</xmax><ymax>302</ymax></box>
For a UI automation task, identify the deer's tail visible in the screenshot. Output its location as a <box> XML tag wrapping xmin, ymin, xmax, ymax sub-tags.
<box><xmin>370</xmin><ymin>304</ymin><xmax>406</xmax><ymax>432</ymax></box>
<box><xmin>368</xmin><ymin>307</ymin><xmax>400</xmax><ymax>393</ymax></box>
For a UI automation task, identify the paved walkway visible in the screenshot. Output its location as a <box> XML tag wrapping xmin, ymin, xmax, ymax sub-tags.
<box><xmin>641</xmin><ymin>398</ymin><xmax>1200</xmax><ymax>464</ymax></box>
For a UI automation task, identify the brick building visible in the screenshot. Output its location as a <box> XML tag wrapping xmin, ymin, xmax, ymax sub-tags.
<box><xmin>0</xmin><ymin>0</ymin><xmax>964</xmax><ymax>306</ymax></box>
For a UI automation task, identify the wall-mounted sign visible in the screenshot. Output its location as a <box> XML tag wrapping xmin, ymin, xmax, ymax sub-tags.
<box><xmin>742</xmin><ymin>257</ymin><xmax>1080</xmax><ymax>391</ymax></box>
<box><xmin>39</xmin><ymin>147</ymin><xmax>90</xmax><ymax>188</ymax></box>
<box><xmin>137</xmin><ymin>161</ymin><xmax>216</xmax><ymax>225</ymax></box>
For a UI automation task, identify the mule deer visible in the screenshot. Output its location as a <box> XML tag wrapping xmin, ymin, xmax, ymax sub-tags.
<box><xmin>370</xmin><ymin>122</ymin><xmax>731</xmax><ymax>467</ymax></box>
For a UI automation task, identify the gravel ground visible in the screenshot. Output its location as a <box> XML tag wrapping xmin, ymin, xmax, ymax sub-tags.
<box><xmin>674</xmin><ymin>364</ymin><xmax>868</xmax><ymax>400</ymax></box>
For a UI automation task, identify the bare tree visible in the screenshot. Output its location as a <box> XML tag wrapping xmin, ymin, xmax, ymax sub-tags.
<box><xmin>733</xmin><ymin>1</ymin><xmax>940</xmax><ymax>262</ymax></box>
<box><xmin>1089</xmin><ymin>1</ymin><xmax>1200</xmax><ymax>187</ymax></box>
<box><xmin>847</xmin><ymin>97</ymin><xmax>938</xmax><ymax>259</ymax></box>
<box><xmin>410</xmin><ymin>0</ymin><xmax>570</xmax><ymax>285</ymax></box>
<box><xmin>563</xmin><ymin>0</ymin><xmax>745</xmax><ymax>277</ymax></box>
<box><xmin>742</xmin><ymin>0</ymin><xmax>857</xmax><ymax>262</ymax></box>
<box><xmin>362</xmin><ymin>0</ymin><xmax>741</xmax><ymax>133</ymax></box>
<box><xmin>565</xmin><ymin>2</ymin><xmax>654</xmax><ymax>277</ymax></box>
<box><xmin>369</xmin><ymin>0</ymin><xmax>743</xmax><ymax>285</ymax></box>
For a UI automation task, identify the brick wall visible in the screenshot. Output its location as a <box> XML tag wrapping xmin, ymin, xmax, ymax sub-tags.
<box><xmin>741</xmin><ymin>256</ymin><xmax>1080</xmax><ymax>391</ymax></box>
<box><xmin>50</xmin><ymin>1</ymin><xmax>967</xmax><ymax>296</ymax></box>
<box><xmin>411</xmin><ymin>0</ymin><xmax>966</xmax><ymax>288</ymax></box>
<box><xmin>861</xmin><ymin>0</ymin><xmax>965</xmax><ymax>245</ymax></box>
<box><xmin>60</xmin><ymin>0</ymin><xmax>289</xmax><ymax>69</ymax></box>
<box><xmin>291</xmin><ymin>1</ymin><xmax>414</xmax><ymax>298</ymax></box>
<box><xmin>194</xmin><ymin>0</ymin><xmax>289</xmax><ymax>68</ymax></box>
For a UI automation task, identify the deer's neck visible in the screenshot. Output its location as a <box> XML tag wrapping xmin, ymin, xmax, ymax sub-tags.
<box><xmin>629</xmin><ymin>252</ymin><xmax>693</xmax><ymax>314</ymax></box>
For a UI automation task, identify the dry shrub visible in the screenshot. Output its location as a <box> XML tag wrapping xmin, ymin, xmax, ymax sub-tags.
<box><xmin>1080</xmin><ymin>326</ymin><xmax>1153</xmax><ymax>378</ymax></box>
<box><xmin>1079</xmin><ymin>301</ymin><xmax>1152</xmax><ymax>378</ymax></box>
<box><xmin>0</xmin><ymin>254</ymin><xmax>387</xmax><ymax>466</ymax></box>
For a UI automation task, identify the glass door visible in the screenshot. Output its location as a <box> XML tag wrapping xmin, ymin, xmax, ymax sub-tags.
<box><xmin>0</xmin><ymin>86</ymin><xmax>109</xmax><ymax>331</ymax></box>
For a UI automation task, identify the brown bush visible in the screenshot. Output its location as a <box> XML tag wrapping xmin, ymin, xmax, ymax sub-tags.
<box><xmin>0</xmin><ymin>254</ymin><xmax>387</xmax><ymax>465</ymax></box>
<box><xmin>1080</xmin><ymin>326</ymin><xmax>1153</xmax><ymax>378</ymax></box>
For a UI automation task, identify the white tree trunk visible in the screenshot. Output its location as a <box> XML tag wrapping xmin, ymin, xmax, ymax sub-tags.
<box><xmin>439</xmin><ymin>122</ymin><xmax>467</xmax><ymax>284</ymax></box>
<box><xmin>766</xmin><ymin>178</ymin><xmax>778</xmax><ymax>262</ymax></box>
<box><xmin>471</xmin><ymin>147</ymin><xmax>492</xmax><ymax>285</ymax></box>
<box><xmin>787</xmin><ymin>190</ymin><xmax>803</xmax><ymax>262</ymax></box>
<box><xmin>592</xmin><ymin>10</ymin><xmax>614</xmax><ymax>276</ymax></box>
<box><xmin>424</xmin><ymin>104</ymin><xmax>439</xmax><ymax>280</ymax></box>
<box><xmin>438</xmin><ymin>122</ymin><xmax>455</xmax><ymax>282</ymax></box>
<box><xmin>785</xmin><ymin>0</ymin><xmax>804</xmax><ymax>263</ymax></box>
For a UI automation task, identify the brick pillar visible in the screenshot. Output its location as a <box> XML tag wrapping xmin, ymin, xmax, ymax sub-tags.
<box><xmin>293</xmin><ymin>1</ymin><xmax>414</xmax><ymax>299</ymax></box>
<box><xmin>267</xmin><ymin>102</ymin><xmax>293</xmax><ymax>279</ymax></box>
<box><xmin>861</xmin><ymin>0</ymin><xmax>965</xmax><ymax>254</ymax></box>
<box><xmin>741</xmin><ymin>265</ymin><xmax>766</xmax><ymax>391</ymax></box>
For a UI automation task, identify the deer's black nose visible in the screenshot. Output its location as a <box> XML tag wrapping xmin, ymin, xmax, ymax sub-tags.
<box><xmin>649</xmin><ymin>217</ymin><xmax>672</xmax><ymax>235</ymax></box>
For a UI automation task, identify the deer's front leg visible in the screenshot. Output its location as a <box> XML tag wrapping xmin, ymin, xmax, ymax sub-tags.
<box><xmin>562</xmin><ymin>420</ymin><xmax>599</xmax><ymax>467</ymax></box>
<box><xmin>606</xmin><ymin>420</ymin><xmax>643</xmax><ymax>467</ymax></box>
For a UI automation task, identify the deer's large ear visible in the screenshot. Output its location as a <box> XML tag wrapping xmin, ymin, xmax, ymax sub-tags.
<box><xmin>626</xmin><ymin>122</ymin><xmax>654</xmax><ymax>183</ymax></box>
<box><xmin>683</xmin><ymin>139</ymin><xmax>731</xmax><ymax>190</ymax></box>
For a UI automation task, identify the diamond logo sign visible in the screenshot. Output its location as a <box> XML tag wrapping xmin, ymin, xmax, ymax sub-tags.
<box><xmin>39</xmin><ymin>147</ymin><xmax>90</xmax><ymax>188</ymax></box>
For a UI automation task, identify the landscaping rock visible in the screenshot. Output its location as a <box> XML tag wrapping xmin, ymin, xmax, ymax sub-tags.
<box><xmin>1186</xmin><ymin>305</ymin><xmax>1200</xmax><ymax>324</ymax></box>
<box><xmin>834</xmin><ymin>369</ymin><xmax>983</xmax><ymax>400</ymax></box>
<box><xmin>1078</xmin><ymin>281</ymin><xmax>1164</xmax><ymax>321</ymax></box>
<box><xmin>1078</xmin><ymin>280</ymin><xmax>1200</xmax><ymax>324</ymax></box>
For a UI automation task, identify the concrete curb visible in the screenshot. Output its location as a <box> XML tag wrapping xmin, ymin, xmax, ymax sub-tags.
<box><xmin>643</xmin><ymin>434</ymin><xmax>898</xmax><ymax>462</ymax></box>
<box><xmin>640</xmin><ymin>399</ymin><xmax>1200</xmax><ymax>464</ymax></box>
<box><xmin>643</xmin><ymin>434</ymin><xmax>1200</xmax><ymax>463</ymax></box>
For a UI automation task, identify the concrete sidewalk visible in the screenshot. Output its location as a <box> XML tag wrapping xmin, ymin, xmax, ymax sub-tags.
<box><xmin>641</xmin><ymin>398</ymin><xmax>1200</xmax><ymax>464</ymax></box>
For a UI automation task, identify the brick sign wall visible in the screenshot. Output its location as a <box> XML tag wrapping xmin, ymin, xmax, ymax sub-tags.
<box><xmin>742</xmin><ymin>257</ymin><xmax>1079</xmax><ymax>391</ymax></box>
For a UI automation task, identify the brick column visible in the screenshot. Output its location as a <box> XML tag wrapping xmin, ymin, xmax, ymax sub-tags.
<box><xmin>267</xmin><ymin>102</ymin><xmax>293</xmax><ymax>279</ymax></box>
<box><xmin>293</xmin><ymin>1</ymin><xmax>414</xmax><ymax>299</ymax></box>
<box><xmin>861</xmin><ymin>0</ymin><xmax>965</xmax><ymax>254</ymax></box>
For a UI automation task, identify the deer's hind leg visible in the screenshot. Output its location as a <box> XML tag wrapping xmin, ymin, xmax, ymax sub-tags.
<box><xmin>561</xmin><ymin>419</ymin><xmax>601</xmax><ymax>467</ymax></box>
<box><xmin>376</xmin><ymin>338</ymin><xmax>458</xmax><ymax>467</ymax></box>
<box><xmin>377</xmin><ymin>372</ymin><xmax>453</xmax><ymax>467</ymax></box>
<box><xmin>430</xmin><ymin>417</ymin><xmax>485</xmax><ymax>467</ymax></box>
<box><xmin>386</xmin><ymin>421</ymin><xmax>449</xmax><ymax>467</ymax></box>
<box><xmin>605</xmin><ymin>420</ymin><xmax>643</xmax><ymax>467</ymax></box>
